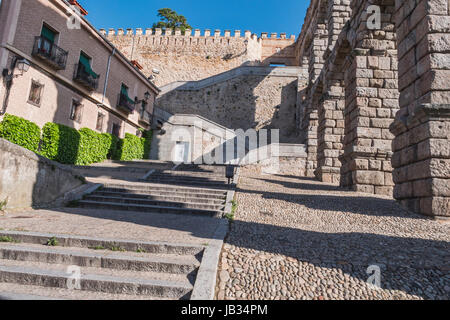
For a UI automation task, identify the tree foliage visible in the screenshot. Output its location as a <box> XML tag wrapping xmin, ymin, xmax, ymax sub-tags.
<box><xmin>152</xmin><ymin>8</ymin><xmax>192</xmax><ymax>34</ymax></box>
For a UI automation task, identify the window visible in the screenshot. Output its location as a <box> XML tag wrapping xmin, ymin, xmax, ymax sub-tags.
<box><xmin>41</xmin><ymin>24</ymin><xmax>57</xmax><ymax>44</ymax></box>
<box><xmin>96</xmin><ymin>112</ymin><xmax>105</xmax><ymax>131</ymax></box>
<box><xmin>28</xmin><ymin>80</ymin><xmax>44</xmax><ymax>106</ymax></box>
<box><xmin>78</xmin><ymin>51</ymin><xmax>97</xmax><ymax>78</ymax></box>
<box><xmin>39</xmin><ymin>24</ymin><xmax>58</xmax><ymax>56</ymax></box>
<box><xmin>112</xmin><ymin>122</ymin><xmax>121</xmax><ymax>138</ymax></box>
<box><xmin>69</xmin><ymin>99</ymin><xmax>83</xmax><ymax>123</ymax></box>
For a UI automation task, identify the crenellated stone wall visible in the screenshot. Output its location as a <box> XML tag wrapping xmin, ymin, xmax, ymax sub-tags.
<box><xmin>103</xmin><ymin>28</ymin><xmax>297</xmax><ymax>87</ymax></box>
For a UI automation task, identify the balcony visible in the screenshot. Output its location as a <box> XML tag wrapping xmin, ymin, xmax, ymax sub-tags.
<box><xmin>32</xmin><ymin>36</ymin><xmax>68</xmax><ymax>70</ymax></box>
<box><xmin>117</xmin><ymin>93</ymin><xmax>136</xmax><ymax>113</ymax></box>
<box><xmin>73</xmin><ymin>63</ymin><xmax>100</xmax><ymax>91</ymax></box>
<box><xmin>138</xmin><ymin>110</ymin><xmax>152</xmax><ymax>125</ymax></box>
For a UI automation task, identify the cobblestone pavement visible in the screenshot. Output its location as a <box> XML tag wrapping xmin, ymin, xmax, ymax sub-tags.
<box><xmin>216</xmin><ymin>168</ymin><xmax>450</xmax><ymax>300</ymax></box>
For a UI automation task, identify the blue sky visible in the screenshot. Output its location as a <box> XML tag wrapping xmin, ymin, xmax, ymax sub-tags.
<box><xmin>80</xmin><ymin>0</ymin><xmax>308</xmax><ymax>37</ymax></box>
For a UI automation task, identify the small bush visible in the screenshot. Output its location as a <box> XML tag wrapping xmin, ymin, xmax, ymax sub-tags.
<box><xmin>117</xmin><ymin>133</ymin><xmax>145</xmax><ymax>161</ymax></box>
<box><xmin>101</xmin><ymin>133</ymin><xmax>119</xmax><ymax>160</ymax></box>
<box><xmin>41</xmin><ymin>123</ymin><xmax>80</xmax><ymax>164</ymax></box>
<box><xmin>0</xmin><ymin>114</ymin><xmax>41</xmax><ymax>152</ymax></box>
<box><xmin>110</xmin><ymin>245</ymin><xmax>126</xmax><ymax>252</ymax></box>
<box><xmin>0</xmin><ymin>198</ymin><xmax>8</xmax><ymax>211</ymax></box>
<box><xmin>46</xmin><ymin>237</ymin><xmax>59</xmax><ymax>246</ymax></box>
<box><xmin>42</xmin><ymin>124</ymin><xmax>119</xmax><ymax>165</ymax></box>
<box><xmin>77</xmin><ymin>128</ymin><xmax>101</xmax><ymax>165</ymax></box>
<box><xmin>0</xmin><ymin>236</ymin><xmax>19</xmax><ymax>243</ymax></box>
<box><xmin>77</xmin><ymin>128</ymin><xmax>117</xmax><ymax>165</ymax></box>
<box><xmin>143</xmin><ymin>130</ymin><xmax>153</xmax><ymax>160</ymax></box>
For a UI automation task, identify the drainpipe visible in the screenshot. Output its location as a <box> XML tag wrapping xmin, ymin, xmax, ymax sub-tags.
<box><xmin>100</xmin><ymin>47</ymin><xmax>116</xmax><ymax>105</ymax></box>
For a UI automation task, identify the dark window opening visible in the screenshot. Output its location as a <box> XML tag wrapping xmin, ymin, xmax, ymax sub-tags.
<box><xmin>28</xmin><ymin>80</ymin><xmax>44</xmax><ymax>106</ymax></box>
<box><xmin>69</xmin><ymin>99</ymin><xmax>83</xmax><ymax>123</ymax></box>
<box><xmin>96</xmin><ymin>112</ymin><xmax>105</xmax><ymax>131</ymax></box>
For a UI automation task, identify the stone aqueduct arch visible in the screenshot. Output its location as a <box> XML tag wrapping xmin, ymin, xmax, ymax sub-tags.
<box><xmin>296</xmin><ymin>0</ymin><xmax>449</xmax><ymax>218</ymax></box>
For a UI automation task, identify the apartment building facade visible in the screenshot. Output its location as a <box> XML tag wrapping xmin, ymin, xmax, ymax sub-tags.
<box><xmin>0</xmin><ymin>0</ymin><xmax>159</xmax><ymax>138</ymax></box>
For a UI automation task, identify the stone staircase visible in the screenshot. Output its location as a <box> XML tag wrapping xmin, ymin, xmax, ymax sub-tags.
<box><xmin>75</xmin><ymin>164</ymin><xmax>236</xmax><ymax>218</ymax></box>
<box><xmin>0</xmin><ymin>231</ymin><xmax>204</xmax><ymax>300</ymax></box>
<box><xmin>77</xmin><ymin>182</ymin><xmax>228</xmax><ymax>218</ymax></box>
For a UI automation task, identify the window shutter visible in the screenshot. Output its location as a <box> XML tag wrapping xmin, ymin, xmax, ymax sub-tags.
<box><xmin>79</xmin><ymin>53</ymin><xmax>98</xmax><ymax>79</ymax></box>
<box><xmin>41</xmin><ymin>26</ymin><xmax>56</xmax><ymax>43</ymax></box>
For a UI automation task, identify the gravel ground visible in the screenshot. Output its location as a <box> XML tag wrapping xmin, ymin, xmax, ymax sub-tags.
<box><xmin>217</xmin><ymin>168</ymin><xmax>450</xmax><ymax>300</ymax></box>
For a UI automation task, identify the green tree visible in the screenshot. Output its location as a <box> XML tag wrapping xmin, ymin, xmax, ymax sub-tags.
<box><xmin>152</xmin><ymin>8</ymin><xmax>192</xmax><ymax>34</ymax></box>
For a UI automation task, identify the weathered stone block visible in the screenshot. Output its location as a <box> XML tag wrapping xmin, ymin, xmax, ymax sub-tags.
<box><xmin>354</xmin><ymin>171</ymin><xmax>385</xmax><ymax>186</ymax></box>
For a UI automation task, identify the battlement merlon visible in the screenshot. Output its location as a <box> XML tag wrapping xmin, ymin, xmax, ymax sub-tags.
<box><xmin>99</xmin><ymin>28</ymin><xmax>296</xmax><ymax>40</ymax></box>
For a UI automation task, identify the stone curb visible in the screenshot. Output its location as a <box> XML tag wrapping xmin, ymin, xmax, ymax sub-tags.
<box><xmin>140</xmin><ymin>169</ymin><xmax>156</xmax><ymax>180</ymax></box>
<box><xmin>190</xmin><ymin>219</ymin><xmax>229</xmax><ymax>300</ymax></box>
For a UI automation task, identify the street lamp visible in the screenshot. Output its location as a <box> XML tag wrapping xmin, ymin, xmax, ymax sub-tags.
<box><xmin>2</xmin><ymin>57</ymin><xmax>30</xmax><ymax>80</ymax></box>
<box><xmin>1</xmin><ymin>57</ymin><xmax>31</xmax><ymax>115</ymax></box>
<box><xmin>16</xmin><ymin>58</ymin><xmax>31</xmax><ymax>75</ymax></box>
<box><xmin>135</xmin><ymin>91</ymin><xmax>151</xmax><ymax>104</ymax></box>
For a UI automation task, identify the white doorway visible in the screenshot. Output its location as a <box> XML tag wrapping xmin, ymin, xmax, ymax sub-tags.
<box><xmin>174</xmin><ymin>141</ymin><xmax>190</xmax><ymax>163</ymax></box>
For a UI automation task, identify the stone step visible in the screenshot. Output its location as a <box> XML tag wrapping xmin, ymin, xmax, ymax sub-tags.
<box><xmin>84</xmin><ymin>195</ymin><xmax>225</xmax><ymax>211</ymax></box>
<box><xmin>73</xmin><ymin>165</ymin><xmax>149</xmax><ymax>173</ymax></box>
<box><xmin>0</xmin><ymin>261</ymin><xmax>193</xmax><ymax>299</ymax></box>
<box><xmin>102</xmin><ymin>183</ymin><xmax>228</xmax><ymax>195</ymax></box>
<box><xmin>146</xmin><ymin>178</ymin><xmax>233</xmax><ymax>189</ymax></box>
<box><xmin>0</xmin><ymin>243</ymin><xmax>200</xmax><ymax>274</ymax></box>
<box><xmin>155</xmin><ymin>170</ymin><xmax>228</xmax><ymax>178</ymax></box>
<box><xmin>150</xmin><ymin>174</ymin><xmax>228</xmax><ymax>182</ymax></box>
<box><xmin>0</xmin><ymin>283</ymin><xmax>172</xmax><ymax>300</ymax></box>
<box><xmin>0</xmin><ymin>231</ymin><xmax>204</xmax><ymax>256</ymax></box>
<box><xmin>177</xmin><ymin>164</ymin><xmax>229</xmax><ymax>173</ymax></box>
<box><xmin>93</xmin><ymin>191</ymin><xmax>226</xmax><ymax>205</ymax></box>
<box><xmin>78</xmin><ymin>200</ymin><xmax>223</xmax><ymax>217</ymax></box>
<box><xmin>100</xmin><ymin>187</ymin><xmax>227</xmax><ymax>200</ymax></box>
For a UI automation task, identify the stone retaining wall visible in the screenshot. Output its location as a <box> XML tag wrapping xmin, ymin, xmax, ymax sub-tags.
<box><xmin>0</xmin><ymin>138</ymin><xmax>85</xmax><ymax>209</ymax></box>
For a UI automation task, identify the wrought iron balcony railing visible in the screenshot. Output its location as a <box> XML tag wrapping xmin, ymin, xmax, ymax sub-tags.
<box><xmin>117</xmin><ymin>93</ymin><xmax>136</xmax><ymax>113</ymax></box>
<box><xmin>32</xmin><ymin>36</ymin><xmax>68</xmax><ymax>70</ymax></box>
<box><xmin>73</xmin><ymin>63</ymin><xmax>100</xmax><ymax>90</ymax></box>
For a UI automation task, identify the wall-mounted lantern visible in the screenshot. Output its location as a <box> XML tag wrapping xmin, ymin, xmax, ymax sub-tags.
<box><xmin>2</xmin><ymin>57</ymin><xmax>30</xmax><ymax>80</ymax></box>
<box><xmin>1</xmin><ymin>57</ymin><xmax>31</xmax><ymax>115</ymax></box>
<box><xmin>135</xmin><ymin>91</ymin><xmax>151</xmax><ymax>105</ymax></box>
